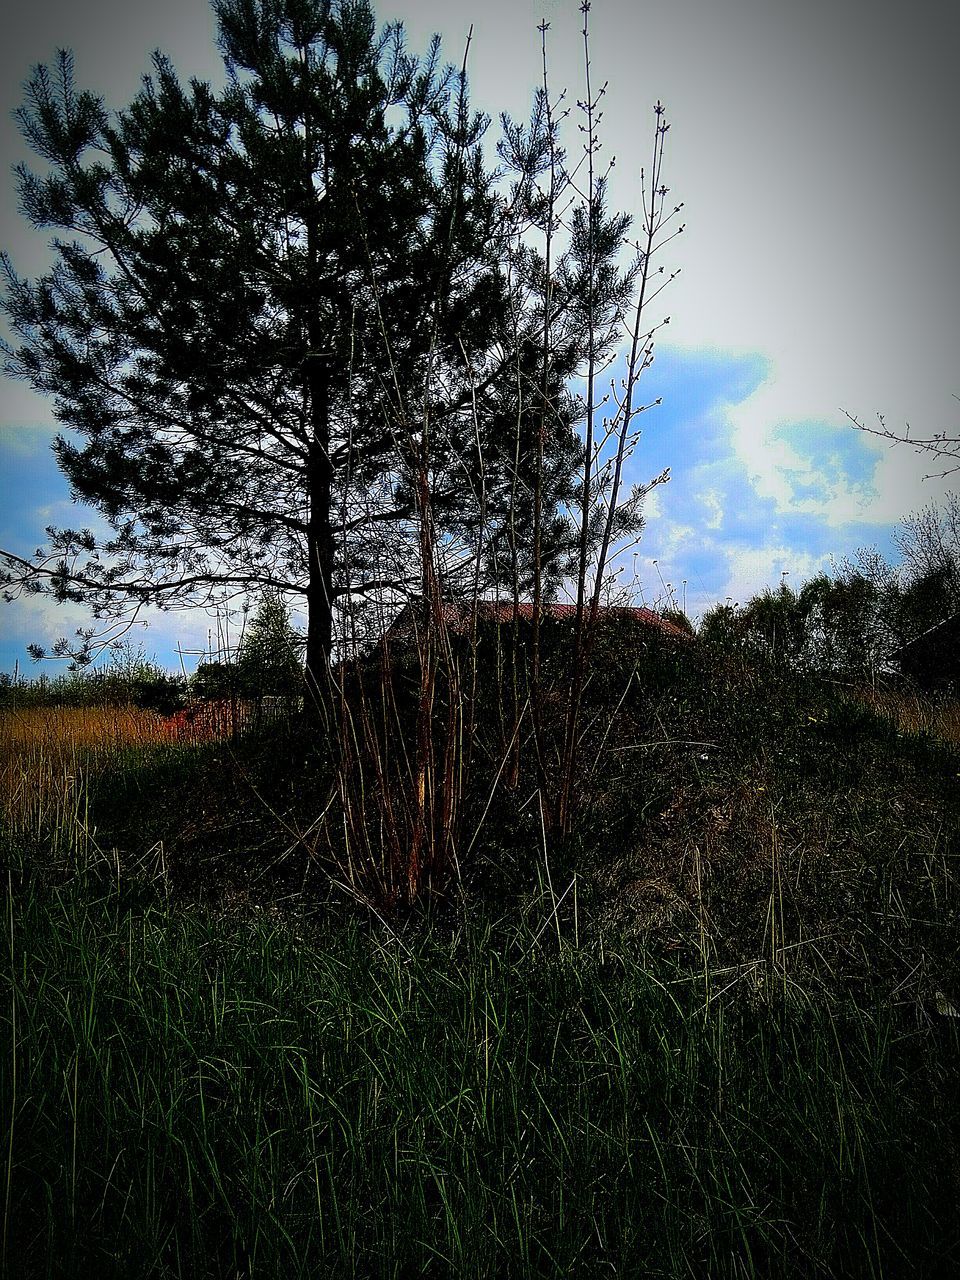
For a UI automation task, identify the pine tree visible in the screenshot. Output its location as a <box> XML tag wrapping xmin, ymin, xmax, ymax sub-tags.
<box><xmin>236</xmin><ymin>594</ymin><xmax>302</xmax><ymax>697</ymax></box>
<box><xmin>0</xmin><ymin>0</ymin><xmax>518</xmax><ymax>690</ymax></box>
<box><xmin>2</xmin><ymin>2</ymin><xmax>672</xmax><ymax>695</ymax></box>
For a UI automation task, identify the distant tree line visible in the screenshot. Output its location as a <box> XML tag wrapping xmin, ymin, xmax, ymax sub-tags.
<box><xmin>699</xmin><ymin>497</ymin><xmax>960</xmax><ymax>689</ymax></box>
<box><xmin>0</xmin><ymin>595</ymin><xmax>303</xmax><ymax>710</ymax></box>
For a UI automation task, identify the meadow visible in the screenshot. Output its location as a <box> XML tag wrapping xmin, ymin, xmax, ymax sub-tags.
<box><xmin>0</xmin><ymin>703</ymin><xmax>236</xmax><ymax>865</ymax></box>
<box><xmin>2</xmin><ymin>645</ymin><xmax>959</xmax><ymax>1278</ymax></box>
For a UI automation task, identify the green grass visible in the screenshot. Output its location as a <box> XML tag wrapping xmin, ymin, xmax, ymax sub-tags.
<box><xmin>3</xmin><ymin>649</ymin><xmax>959</xmax><ymax>1276</ymax></box>
<box><xmin>3</xmin><ymin>850</ymin><xmax>958</xmax><ymax>1279</ymax></box>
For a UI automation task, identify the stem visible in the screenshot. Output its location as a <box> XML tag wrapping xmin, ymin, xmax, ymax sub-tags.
<box><xmin>560</xmin><ymin>2</ymin><xmax>599</xmax><ymax>832</ymax></box>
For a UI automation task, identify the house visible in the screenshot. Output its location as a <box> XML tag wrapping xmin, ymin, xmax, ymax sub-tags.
<box><xmin>889</xmin><ymin>613</ymin><xmax>960</xmax><ymax>688</ymax></box>
<box><xmin>383</xmin><ymin>598</ymin><xmax>694</xmax><ymax>647</ymax></box>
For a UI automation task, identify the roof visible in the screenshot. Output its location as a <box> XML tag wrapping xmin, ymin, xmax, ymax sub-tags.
<box><xmin>386</xmin><ymin>599</ymin><xmax>694</xmax><ymax>643</ymax></box>
<box><xmin>888</xmin><ymin>612</ymin><xmax>960</xmax><ymax>674</ymax></box>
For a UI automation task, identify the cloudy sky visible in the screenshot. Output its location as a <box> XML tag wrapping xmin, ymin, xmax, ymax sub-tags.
<box><xmin>1</xmin><ymin>0</ymin><xmax>957</xmax><ymax>672</ymax></box>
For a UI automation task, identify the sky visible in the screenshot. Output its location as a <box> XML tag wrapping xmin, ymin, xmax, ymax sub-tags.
<box><xmin>1</xmin><ymin>0</ymin><xmax>957</xmax><ymax>674</ymax></box>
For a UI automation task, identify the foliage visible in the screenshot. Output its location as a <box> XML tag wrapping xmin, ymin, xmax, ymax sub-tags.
<box><xmin>185</xmin><ymin>598</ymin><xmax>304</xmax><ymax>702</ymax></box>
<box><xmin>697</xmin><ymin>586</ymin><xmax>817</xmax><ymax>670</ymax></box>
<box><xmin>660</xmin><ymin>605</ymin><xmax>695</xmax><ymax>636</ymax></box>
<box><xmin>797</xmin><ymin>569</ymin><xmax>886</xmax><ymax>674</ymax></box>
<box><xmin>0</xmin><ymin>0</ymin><xmax>687</xmax><ymax>896</ymax></box>
<box><xmin>0</xmin><ymin>704</ymin><xmax>213</xmax><ymax>861</ymax></box>
<box><xmin>698</xmin><ymin>501</ymin><xmax>960</xmax><ymax>687</ymax></box>
<box><xmin>188</xmin><ymin>659</ymin><xmax>240</xmax><ymax>703</ymax></box>
<box><xmin>895</xmin><ymin>492</ymin><xmax>960</xmax><ymax>597</ymax></box>
<box><xmin>39</xmin><ymin>611</ymin><xmax>952</xmax><ymax>1011</ymax></box>
<box><xmin>0</xmin><ymin>643</ymin><xmax>185</xmax><ymax>712</ymax></box>
<box><xmin>236</xmin><ymin>595</ymin><xmax>303</xmax><ymax>697</ymax></box>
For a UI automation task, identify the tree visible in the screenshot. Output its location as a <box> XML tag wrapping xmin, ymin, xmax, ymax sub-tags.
<box><xmin>797</xmin><ymin>569</ymin><xmax>886</xmax><ymax>677</ymax></box>
<box><xmin>737</xmin><ymin>583</ymin><xmax>811</xmax><ymax>668</ymax></box>
<box><xmin>843</xmin><ymin>396</ymin><xmax>960</xmax><ymax>480</ymax></box>
<box><xmin>236</xmin><ymin>593</ymin><xmax>302</xmax><ymax>697</ymax></box>
<box><xmin>0</xmin><ymin>0</ymin><xmax>537</xmax><ymax>692</ymax></box>
<box><xmin>823</xmin><ymin>504</ymin><xmax>959</xmax><ymax>674</ymax></box>
<box><xmin>893</xmin><ymin>494</ymin><xmax>960</xmax><ymax>608</ymax></box>
<box><xmin>699</xmin><ymin>502</ymin><xmax>960</xmax><ymax>688</ymax></box>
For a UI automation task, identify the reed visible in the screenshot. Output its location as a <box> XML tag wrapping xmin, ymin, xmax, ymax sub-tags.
<box><xmin>0</xmin><ymin>704</ymin><xmax>230</xmax><ymax>855</ymax></box>
<box><xmin>846</xmin><ymin>684</ymin><xmax>960</xmax><ymax>745</ymax></box>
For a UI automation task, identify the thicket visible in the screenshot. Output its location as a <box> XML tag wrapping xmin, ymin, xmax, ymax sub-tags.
<box><xmin>0</xmin><ymin>647</ymin><xmax>185</xmax><ymax>713</ymax></box>
<box><xmin>31</xmin><ymin>615</ymin><xmax>946</xmax><ymax>1005</ymax></box>
<box><xmin>0</xmin><ymin>596</ymin><xmax>307</xmax><ymax>712</ymax></box>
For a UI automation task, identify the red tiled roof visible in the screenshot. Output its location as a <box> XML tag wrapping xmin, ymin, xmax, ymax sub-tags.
<box><xmin>387</xmin><ymin>599</ymin><xmax>692</xmax><ymax>642</ymax></box>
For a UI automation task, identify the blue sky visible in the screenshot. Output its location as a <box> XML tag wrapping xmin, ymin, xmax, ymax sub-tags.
<box><xmin>608</xmin><ymin>345</ymin><xmax>902</xmax><ymax>618</ymax></box>
<box><xmin>1</xmin><ymin>0</ymin><xmax>956</xmax><ymax>674</ymax></box>
<box><xmin>0</xmin><ymin>343</ymin><xmax>904</xmax><ymax>675</ymax></box>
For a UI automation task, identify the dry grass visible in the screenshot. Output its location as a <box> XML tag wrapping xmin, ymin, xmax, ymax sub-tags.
<box><xmin>0</xmin><ymin>703</ymin><xmax>234</xmax><ymax>853</ymax></box>
<box><xmin>847</xmin><ymin>684</ymin><xmax>960</xmax><ymax>745</ymax></box>
<box><xmin>1</xmin><ymin>703</ymin><xmax>179</xmax><ymax>754</ymax></box>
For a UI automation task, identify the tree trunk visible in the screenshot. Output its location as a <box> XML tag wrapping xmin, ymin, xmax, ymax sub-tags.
<box><xmin>302</xmin><ymin>96</ymin><xmax>335</xmax><ymax>706</ymax></box>
<box><xmin>304</xmin><ymin>341</ymin><xmax>335</xmax><ymax>704</ymax></box>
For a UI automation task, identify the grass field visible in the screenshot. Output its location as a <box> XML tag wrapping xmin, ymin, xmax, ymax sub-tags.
<box><xmin>4</xmin><ymin>854</ymin><xmax>958</xmax><ymax>1279</ymax></box>
<box><xmin>2</xmin><ymin>660</ymin><xmax>959</xmax><ymax>1278</ymax></box>
<box><xmin>0</xmin><ymin>703</ymin><xmax>246</xmax><ymax>861</ymax></box>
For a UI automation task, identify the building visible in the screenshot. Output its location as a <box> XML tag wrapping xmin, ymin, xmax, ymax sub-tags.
<box><xmin>383</xmin><ymin>599</ymin><xmax>694</xmax><ymax>646</ymax></box>
<box><xmin>889</xmin><ymin>613</ymin><xmax>960</xmax><ymax>687</ymax></box>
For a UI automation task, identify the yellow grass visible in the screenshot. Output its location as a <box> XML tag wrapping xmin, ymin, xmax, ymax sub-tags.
<box><xmin>0</xmin><ymin>703</ymin><xmax>233</xmax><ymax>855</ymax></box>
<box><xmin>847</xmin><ymin>685</ymin><xmax>960</xmax><ymax>746</ymax></box>
<box><xmin>1</xmin><ymin>703</ymin><xmax>179</xmax><ymax>755</ymax></box>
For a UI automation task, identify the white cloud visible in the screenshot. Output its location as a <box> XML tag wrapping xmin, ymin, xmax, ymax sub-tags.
<box><xmin>721</xmin><ymin>546</ymin><xmax>829</xmax><ymax>609</ymax></box>
<box><xmin>699</xmin><ymin>489</ymin><xmax>724</xmax><ymax>531</ymax></box>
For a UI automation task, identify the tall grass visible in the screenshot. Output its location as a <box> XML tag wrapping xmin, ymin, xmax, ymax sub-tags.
<box><xmin>0</xmin><ymin>705</ymin><xmax>234</xmax><ymax>858</ymax></box>
<box><xmin>3</xmin><ymin>851</ymin><xmax>958</xmax><ymax>1279</ymax></box>
<box><xmin>846</xmin><ymin>684</ymin><xmax>960</xmax><ymax>745</ymax></box>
